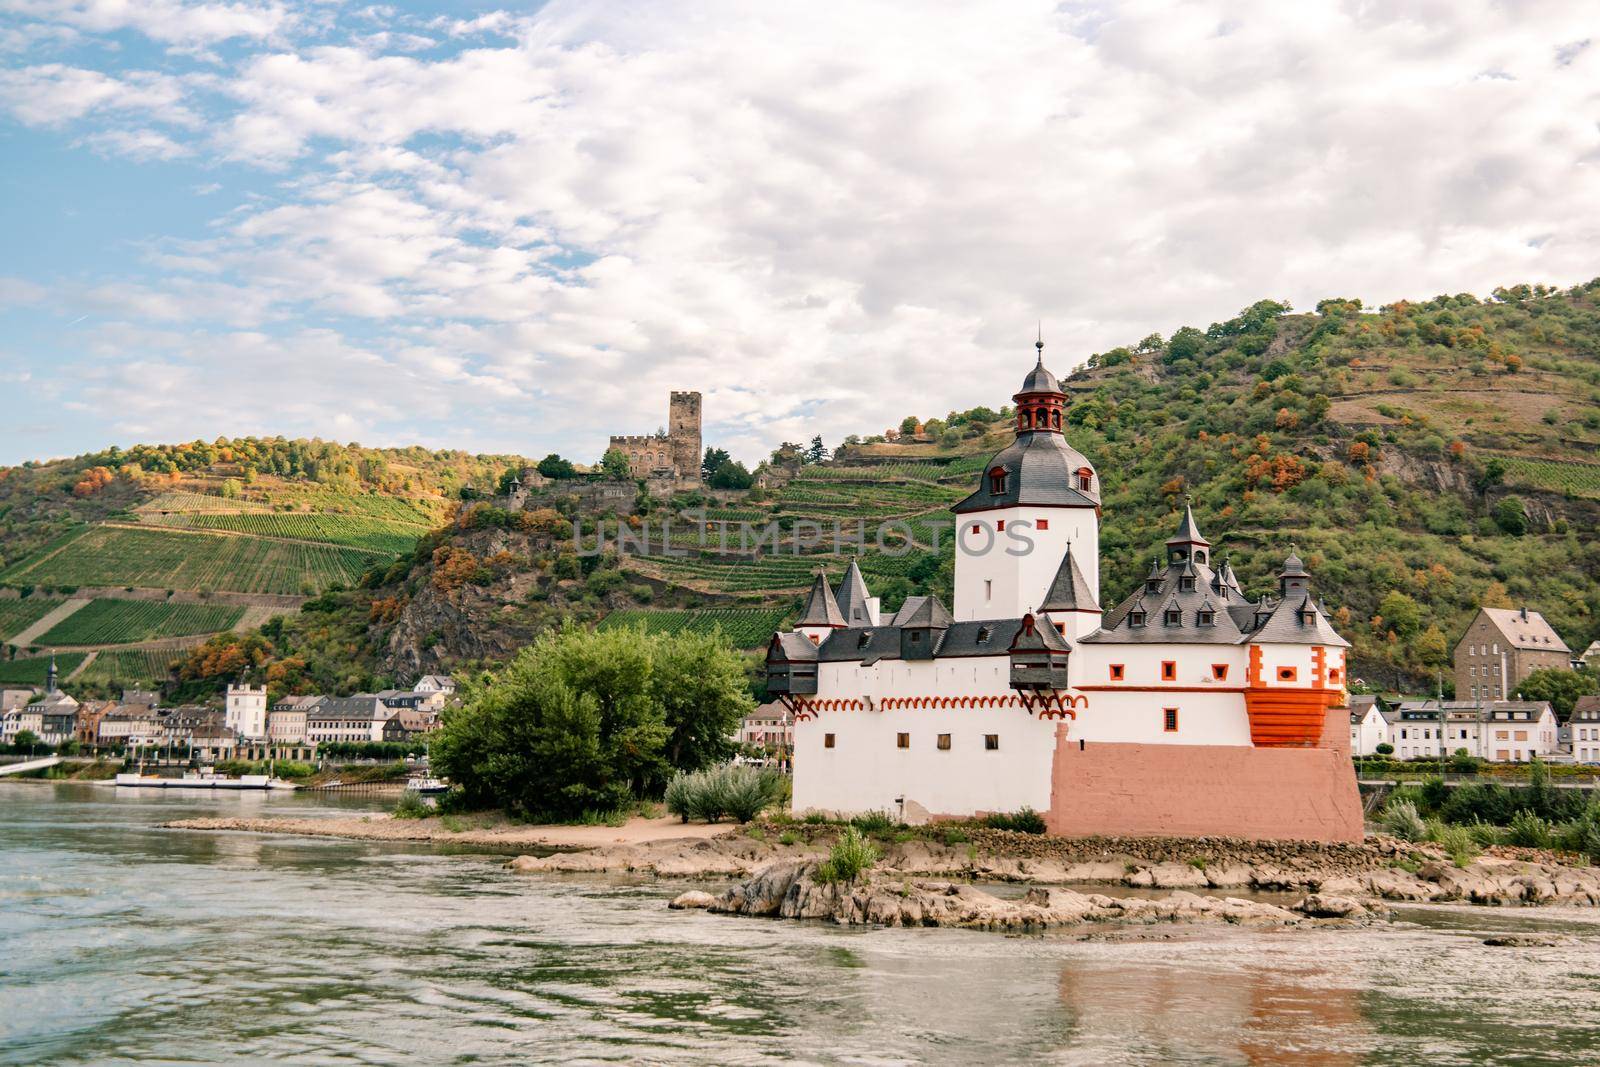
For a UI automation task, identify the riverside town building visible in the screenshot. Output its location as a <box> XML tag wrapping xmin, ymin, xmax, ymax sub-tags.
<box><xmin>765</xmin><ymin>341</ymin><xmax>1363</xmax><ymax>842</ymax></box>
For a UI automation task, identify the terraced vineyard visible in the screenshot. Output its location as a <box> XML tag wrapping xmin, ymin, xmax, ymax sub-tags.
<box><xmin>76</xmin><ymin>648</ymin><xmax>183</xmax><ymax>687</ymax></box>
<box><xmin>597</xmin><ymin>608</ymin><xmax>790</xmax><ymax>646</ymax></box>
<box><xmin>0</xmin><ymin>527</ymin><xmax>385</xmax><ymax>595</ymax></box>
<box><xmin>35</xmin><ymin>598</ymin><xmax>244</xmax><ymax>646</ymax></box>
<box><xmin>1494</xmin><ymin>455</ymin><xmax>1600</xmax><ymax>499</ymax></box>
<box><xmin>0</xmin><ymin>597</ymin><xmax>64</xmax><ymax>641</ymax></box>
<box><xmin>0</xmin><ymin>653</ymin><xmax>86</xmax><ymax>686</ymax></box>
<box><xmin>135</xmin><ymin>491</ymin><xmax>269</xmax><ymax>515</ymax></box>
<box><xmin>140</xmin><ymin>512</ymin><xmax>422</xmax><ymax>554</ymax></box>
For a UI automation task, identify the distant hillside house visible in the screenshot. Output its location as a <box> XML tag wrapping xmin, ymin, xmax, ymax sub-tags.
<box><xmin>1348</xmin><ymin>695</ymin><xmax>1388</xmax><ymax>755</ymax></box>
<box><xmin>1453</xmin><ymin>607</ymin><xmax>1571</xmax><ymax>703</ymax></box>
<box><xmin>1572</xmin><ymin>696</ymin><xmax>1600</xmax><ymax>764</ymax></box>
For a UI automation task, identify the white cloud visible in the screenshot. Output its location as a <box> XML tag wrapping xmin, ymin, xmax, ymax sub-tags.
<box><xmin>5</xmin><ymin>0</ymin><xmax>1600</xmax><ymax>466</ymax></box>
<box><xmin>0</xmin><ymin>64</ymin><xmax>194</xmax><ymax>125</ymax></box>
<box><xmin>0</xmin><ymin>0</ymin><xmax>293</xmax><ymax>48</ymax></box>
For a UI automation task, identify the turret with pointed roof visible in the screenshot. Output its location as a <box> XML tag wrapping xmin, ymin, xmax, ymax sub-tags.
<box><xmin>796</xmin><ymin>571</ymin><xmax>846</xmax><ymax>630</ymax></box>
<box><xmin>833</xmin><ymin>558</ymin><xmax>876</xmax><ymax>626</ymax></box>
<box><xmin>1039</xmin><ymin>543</ymin><xmax>1099</xmax><ymax>614</ymax></box>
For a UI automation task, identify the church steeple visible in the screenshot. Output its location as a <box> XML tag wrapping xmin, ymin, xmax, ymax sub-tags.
<box><xmin>1013</xmin><ymin>333</ymin><xmax>1066</xmax><ymax>435</ymax></box>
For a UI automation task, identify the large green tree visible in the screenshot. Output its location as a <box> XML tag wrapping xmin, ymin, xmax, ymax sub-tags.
<box><xmin>431</xmin><ymin>624</ymin><xmax>753</xmax><ymax>817</ymax></box>
<box><xmin>1514</xmin><ymin>667</ymin><xmax>1598</xmax><ymax>717</ymax></box>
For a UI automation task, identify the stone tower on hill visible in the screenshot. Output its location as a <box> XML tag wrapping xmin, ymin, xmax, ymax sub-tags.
<box><xmin>608</xmin><ymin>390</ymin><xmax>703</xmax><ymax>486</ymax></box>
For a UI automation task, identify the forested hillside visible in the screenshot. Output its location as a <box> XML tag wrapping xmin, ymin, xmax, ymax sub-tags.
<box><xmin>11</xmin><ymin>281</ymin><xmax>1599</xmax><ymax>700</ymax></box>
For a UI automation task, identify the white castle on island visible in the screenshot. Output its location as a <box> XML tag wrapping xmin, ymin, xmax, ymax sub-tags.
<box><xmin>765</xmin><ymin>341</ymin><xmax>1364</xmax><ymax>842</ymax></box>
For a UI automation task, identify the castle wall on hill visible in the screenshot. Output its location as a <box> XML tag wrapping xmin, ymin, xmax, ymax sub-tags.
<box><xmin>609</xmin><ymin>391</ymin><xmax>702</xmax><ymax>486</ymax></box>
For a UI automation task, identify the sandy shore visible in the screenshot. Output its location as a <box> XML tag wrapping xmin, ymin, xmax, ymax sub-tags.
<box><xmin>162</xmin><ymin>813</ymin><xmax>735</xmax><ymax>849</ymax></box>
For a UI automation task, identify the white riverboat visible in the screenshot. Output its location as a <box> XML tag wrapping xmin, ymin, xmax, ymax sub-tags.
<box><xmin>114</xmin><ymin>769</ymin><xmax>274</xmax><ymax>790</ymax></box>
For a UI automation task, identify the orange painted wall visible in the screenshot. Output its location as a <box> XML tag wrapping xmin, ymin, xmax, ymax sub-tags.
<box><xmin>1046</xmin><ymin>708</ymin><xmax>1363</xmax><ymax>843</ymax></box>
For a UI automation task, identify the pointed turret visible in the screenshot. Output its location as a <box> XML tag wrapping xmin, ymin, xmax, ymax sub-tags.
<box><xmin>1166</xmin><ymin>502</ymin><xmax>1211</xmax><ymax>564</ymax></box>
<box><xmin>1039</xmin><ymin>543</ymin><xmax>1099</xmax><ymax>614</ymax></box>
<box><xmin>45</xmin><ymin>654</ymin><xmax>58</xmax><ymax>695</ymax></box>
<box><xmin>797</xmin><ymin>571</ymin><xmax>845</xmax><ymax>629</ymax></box>
<box><xmin>834</xmin><ymin>558</ymin><xmax>876</xmax><ymax>626</ymax></box>
<box><xmin>1277</xmin><ymin>549</ymin><xmax>1310</xmax><ymax>597</ymax></box>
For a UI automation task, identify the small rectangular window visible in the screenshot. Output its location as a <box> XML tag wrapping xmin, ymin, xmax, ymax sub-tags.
<box><xmin>937</xmin><ymin>733</ymin><xmax>951</xmax><ymax>750</ymax></box>
<box><xmin>897</xmin><ymin>732</ymin><xmax>910</xmax><ymax>749</ymax></box>
<box><xmin>1211</xmin><ymin>664</ymin><xmax>1228</xmax><ymax>681</ymax></box>
<box><xmin>984</xmin><ymin>579</ymin><xmax>992</xmax><ymax>600</ymax></box>
<box><xmin>824</xmin><ymin>733</ymin><xmax>835</xmax><ymax>749</ymax></box>
<box><xmin>1163</xmin><ymin>708</ymin><xmax>1178</xmax><ymax>732</ymax></box>
<box><xmin>1161</xmin><ymin>660</ymin><xmax>1176</xmax><ymax>681</ymax></box>
<box><xmin>984</xmin><ymin>734</ymin><xmax>999</xmax><ymax>751</ymax></box>
<box><xmin>1110</xmin><ymin>664</ymin><xmax>1125</xmax><ymax>681</ymax></box>
<box><xmin>1036</xmin><ymin>519</ymin><xmax>1049</xmax><ymax>530</ymax></box>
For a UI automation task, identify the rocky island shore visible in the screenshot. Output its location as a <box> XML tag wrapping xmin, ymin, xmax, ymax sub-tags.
<box><xmin>165</xmin><ymin>811</ymin><xmax>1600</xmax><ymax>918</ymax></box>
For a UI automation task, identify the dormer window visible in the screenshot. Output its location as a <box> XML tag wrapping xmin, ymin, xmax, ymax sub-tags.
<box><xmin>1076</xmin><ymin>467</ymin><xmax>1093</xmax><ymax>491</ymax></box>
<box><xmin>977</xmin><ymin>625</ymin><xmax>994</xmax><ymax>644</ymax></box>
<box><xmin>1164</xmin><ymin>608</ymin><xmax>1181</xmax><ymax>626</ymax></box>
<box><xmin>1146</xmin><ymin>577</ymin><xmax>1162</xmax><ymax>594</ymax></box>
<box><xmin>1180</xmin><ymin>576</ymin><xmax>1196</xmax><ymax>592</ymax></box>
<box><xmin>1129</xmin><ymin>609</ymin><xmax>1147</xmax><ymax>628</ymax></box>
<box><xmin>989</xmin><ymin>467</ymin><xmax>1008</xmax><ymax>495</ymax></box>
<box><xmin>1300</xmin><ymin>609</ymin><xmax>1316</xmax><ymax>625</ymax></box>
<box><xmin>1198</xmin><ymin>609</ymin><xmax>1215</xmax><ymax>626</ymax></box>
<box><xmin>857</xmin><ymin>631</ymin><xmax>873</xmax><ymax>649</ymax></box>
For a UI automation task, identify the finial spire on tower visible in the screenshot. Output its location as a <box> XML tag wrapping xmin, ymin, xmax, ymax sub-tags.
<box><xmin>1035</xmin><ymin>321</ymin><xmax>1044</xmax><ymax>364</ymax></box>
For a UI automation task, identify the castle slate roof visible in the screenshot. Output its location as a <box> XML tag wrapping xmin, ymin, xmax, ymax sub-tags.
<box><xmin>1039</xmin><ymin>545</ymin><xmax>1099</xmax><ymax>613</ymax></box>
<box><xmin>952</xmin><ymin>432</ymin><xmax>1100</xmax><ymax>512</ymax></box>
<box><xmin>797</xmin><ymin>572</ymin><xmax>846</xmax><ymax>628</ymax></box>
<box><xmin>891</xmin><ymin>595</ymin><xmax>954</xmax><ymax>629</ymax></box>
<box><xmin>834</xmin><ymin>559</ymin><xmax>873</xmax><ymax>626</ymax></box>
<box><xmin>1244</xmin><ymin>592</ymin><xmax>1349</xmax><ymax>648</ymax></box>
<box><xmin>1084</xmin><ymin>510</ymin><xmax>1345</xmax><ymax>648</ymax></box>
<box><xmin>770</xmin><ymin>632</ymin><xmax>820</xmax><ymax>662</ymax></box>
<box><xmin>1018</xmin><ymin>360</ymin><xmax>1062</xmax><ymax>395</ymax></box>
<box><xmin>816</xmin><ymin>619</ymin><xmax>1025</xmax><ymax>664</ymax></box>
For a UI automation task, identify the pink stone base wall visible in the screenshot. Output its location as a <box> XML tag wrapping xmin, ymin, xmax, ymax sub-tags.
<box><xmin>1046</xmin><ymin>711</ymin><xmax>1364</xmax><ymax>843</ymax></box>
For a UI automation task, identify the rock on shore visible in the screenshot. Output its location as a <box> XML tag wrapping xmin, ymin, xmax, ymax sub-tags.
<box><xmin>701</xmin><ymin>860</ymin><xmax>1378</xmax><ymax>931</ymax></box>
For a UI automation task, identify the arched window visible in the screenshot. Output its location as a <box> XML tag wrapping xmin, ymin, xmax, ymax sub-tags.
<box><xmin>989</xmin><ymin>466</ymin><xmax>1008</xmax><ymax>495</ymax></box>
<box><xmin>1051</xmin><ymin>410</ymin><xmax>1061</xmax><ymax>428</ymax></box>
<box><xmin>1076</xmin><ymin>467</ymin><xmax>1093</xmax><ymax>491</ymax></box>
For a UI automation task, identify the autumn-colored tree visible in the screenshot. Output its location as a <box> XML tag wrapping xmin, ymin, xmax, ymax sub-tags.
<box><xmin>71</xmin><ymin>466</ymin><xmax>115</xmax><ymax>497</ymax></box>
<box><xmin>1275</xmin><ymin>407</ymin><xmax>1300</xmax><ymax>431</ymax></box>
<box><xmin>1347</xmin><ymin>441</ymin><xmax>1370</xmax><ymax>463</ymax></box>
<box><xmin>431</xmin><ymin>545</ymin><xmax>485</xmax><ymax>592</ymax></box>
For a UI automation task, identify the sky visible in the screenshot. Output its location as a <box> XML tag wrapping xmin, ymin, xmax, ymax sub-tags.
<box><xmin>1</xmin><ymin>1</ymin><xmax>1598</xmax><ymax>469</ymax></box>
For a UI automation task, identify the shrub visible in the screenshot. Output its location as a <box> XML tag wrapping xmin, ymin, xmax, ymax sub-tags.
<box><xmin>1419</xmin><ymin>776</ymin><xmax>1449</xmax><ymax>813</ymax></box>
<box><xmin>778</xmin><ymin>831</ymin><xmax>798</xmax><ymax>846</ymax></box>
<box><xmin>1506</xmin><ymin>809</ymin><xmax>1553</xmax><ymax>849</ymax></box>
<box><xmin>1375</xmin><ymin>742</ymin><xmax>1394</xmax><ymax>756</ymax></box>
<box><xmin>1440</xmin><ymin>782</ymin><xmax>1516</xmax><ymax>826</ymax></box>
<box><xmin>393</xmin><ymin>790</ymin><xmax>430</xmax><ymax>820</ymax></box>
<box><xmin>1425</xmin><ymin>819</ymin><xmax>1480</xmax><ymax>867</ymax></box>
<box><xmin>664</xmin><ymin>765</ymin><xmax>787</xmax><ymax>824</ymax></box>
<box><xmin>814</xmin><ymin>827</ymin><xmax>879</xmax><ymax>884</ymax></box>
<box><xmin>849</xmin><ymin>809</ymin><xmax>898</xmax><ymax>834</ymax></box>
<box><xmin>980</xmin><ymin>807</ymin><xmax>1048</xmax><ymax>834</ymax></box>
<box><xmin>1465</xmin><ymin>818</ymin><xmax>1504</xmax><ymax>848</ymax></box>
<box><xmin>1381</xmin><ymin>798</ymin><xmax>1426</xmax><ymax>842</ymax></box>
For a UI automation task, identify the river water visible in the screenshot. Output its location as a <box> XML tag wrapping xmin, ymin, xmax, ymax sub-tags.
<box><xmin>3</xmin><ymin>783</ymin><xmax>1600</xmax><ymax>1065</ymax></box>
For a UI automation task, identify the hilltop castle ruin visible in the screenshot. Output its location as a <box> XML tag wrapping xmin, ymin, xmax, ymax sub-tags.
<box><xmin>609</xmin><ymin>390</ymin><xmax>702</xmax><ymax>486</ymax></box>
